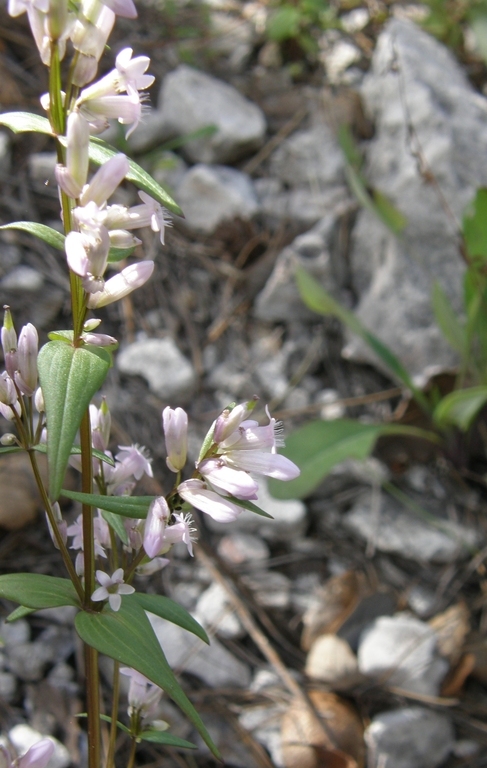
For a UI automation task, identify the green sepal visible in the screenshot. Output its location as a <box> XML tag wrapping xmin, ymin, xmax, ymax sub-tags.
<box><xmin>127</xmin><ymin>593</ymin><xmax>209</xmax><ymax>644</ymax></box>
<box><xmin>0</xmin><ymin>574</ymin><xmax>80</xmax><ymax>609</ymax></box>
<box><xmin>37</xmin><ymin>341</ymin><xmax>111</xmax><ymax>500</ymax></box>
<box><xmin>197</xmin><ymin>422</ymin><xmax>216</xmax><ymax>464</ymax></box>
<box><xmin>61</xmin><ymin>489</ymin><xmax>153</xmax><ymax>518</ymax></box>
<box><xmin>75</xmin><ymin>597</ymin><xmax>220</xmax><ymax>759</ymax></box>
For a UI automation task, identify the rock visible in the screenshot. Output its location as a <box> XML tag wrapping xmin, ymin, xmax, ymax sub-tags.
<box><xmin>28</xmin><ymin>152</ymin><xmax>56</xmax><ymax>185</ymax></box>
<box><xmin>208</xmin><ymin>12</ymin><xmax>255</xmax><ymax>72</ymax></box>
<box><xmin>6</xmin><ymin>641</ymin><xmax>54</xmax><ymax>682</ymax></box>
<box><xmin>217</xmin><ymin>532</ymin><xmax>270</xmax><ymax>566</ymax></box>
<box><xmin>150</xmin><ymin>151</ymin><xmax>188</xmax><ymax>195</ymax></box>
<box><xmin>305</xmin><ymin>634</ymin><xmax>360</xmax><ymax>688</ymax></box>
<box><xmin>239</xmin><ymin>703</ymin><xmax>284</xmax><ymax>768</ymax></box>
<box><xmin>117</xmin><ymin>337</ymin><xmax>197</xmax><ymax>402</ymax></box>
<box><xmin>8</xmin><ymin>725</ymin><xmax>70</xmax><ymax>768</ymax></box>
<box><xmin>0</xmin><ymin>618</ymin><xmax>30</xmax><ymax>645</ymax></box>
<box><xmin>195</xmin><ymin>583</ymin><xmax>245</xmax><ymax>639</ymax></box>
<box><xmin>0</xmin><ymin>672</ymin><xmax>16</xmax><ymax>703</ymax></box>
<box><xmin>1</xmin><ymin>267</ymin><xmax>44</xmax><ymax>292</ymax></box>
<box><xmin>254</xmin><ymin>205</ymin><xmax>352</xmax><ymax>322</ymax></box>
<box><xmin>364</xmin><ymin>707</ymin><xmax>454</xmax><ymax>768</ymax></box>
<box><xmin>270</xmin><ymin>124</ymin><xmax>345</xmax><ymax>189</ymax></box>
<box><xmin>177</xmin><ymin>164</ymin><xmax>258</xmax><ymax>234</ymax></box>
<box><xmin>148</xmin><ymin>615</ymin><xmax>251</xmax><ymax>688</ymax></box>
<box><xmin>346</xmin><ymin>19</ymin><xmax>487</xmax><ymax>377</ymax></box>
<box><xmin>158</xmin><ymin>65</ymin><xmax>266</xmax><ymax>164</ymax></box>
<box><xmin>241</xmin><ymin>570</ymin><xmax>291</xmax><ymax>609</ymax></box>
<box><xmin>343</xmin><ymin>489</ymin><xmax>479</xmax><ymax>563</ymax></box>
<box><xmin>357</xmin><ymin>613</ymin><xmax>449</xmax><ymax>696</ymax></box>
<box><xmin>0</xmin><ymin>453</ymin><xmax>48</xmax><ymax>530</ymax></box>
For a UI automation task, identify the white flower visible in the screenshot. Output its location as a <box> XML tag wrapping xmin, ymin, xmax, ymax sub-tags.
<box><xmin>178</xmin><ymin>479</ymin><xmax>243</xmax><ymax>523</ymax></box>
<box><xmin>92</xmin><ymin>567</ymin><xmax>135</xmax><ymax>611</ymax></box>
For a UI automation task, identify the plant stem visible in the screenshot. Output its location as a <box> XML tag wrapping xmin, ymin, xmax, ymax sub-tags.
<box><xmin>85</xmin><ymin>643</ymin><xmax>101</xmax><ymax>768</ymax></box>
<box><xmin>27</xmin><ymin>449</ymin><xmax>84</xmax><ymax>601</ymax></box>
<box><xmin>106</xmin><ymin>661</ymin><xmax>120</xmax><ymax>768</ymax></box>
<box><xmin>126</xmin><ymin>738</ymin><xmax>137</xmax><ymax>768</ymax></box>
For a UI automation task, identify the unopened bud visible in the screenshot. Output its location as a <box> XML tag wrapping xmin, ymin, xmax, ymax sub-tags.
<box><xmin>0</xmin><ymin>433</ymin><xmax>16</xmax><ymax>445</ymax></box>
<box><xmin>2</xmin><ymin>306</ymin><xmax>17</xmax><ymax>379</ymax></box>
<box><xmin>34</xmin><ymin>387</ymin><xmax>45</xmax><ymax>413</ymax></box>
<box><xmin>15</xmin><ymin>323</ymin><xmax>38</xmax><ymax>396</ymax></box>
<box><xmin>162</xmin><ymin>406</ymin><xmax>188</xmax><ymax>473</ymax></box>
<box><xmin>213</xmin><ymin>398</ymin><xmax>258</xmax><ymax>444</ymax></box>
<box><xmin>143</xmin><ymin>497</ymin><xmax>170</xmax><ymax>559</ymax></box>
<box><xmin>83</xmin><ymin>318</ymin><xmax>102</xmax><ymax>331</ymax></box>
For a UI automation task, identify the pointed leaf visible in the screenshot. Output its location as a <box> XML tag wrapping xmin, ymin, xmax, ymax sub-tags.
<box><xmin>6</xmin><ymin>606</ymin><xmax>36</xmax><ymax>622</ymax></box>
<box><xmin>33</xmin><ymin>443</ymin><xmax>115</xmax><ymax>466</ymax></box>
<box><xmin>102</xmin><ymin>510</ymin><xmax>129</xmax><ymax>545</ymax></box>
<box><xmin>0</xmin><ymin>222</ymin><xmax>64</xmax><ymax>250</ymax></box>
<box><xmin>37</xmin><ymin>341</ymin><xmax>111</xmax><ymax>500</ymax></box>
<box><xmin>88</xmin><ymin>138</ymin><xmax>182</xmax><ymax>216</ymax></box>
<box><xmin>432</xmin><ymin>282</ymin><xmax>466</xmax><ymax>355</ymax></box>
<box><xmin>61</xmin><ymin>489</ymin><xmax>153</xmax><ymax>518</ymax></box>
<box><xmin>0</xmin><ymin>112</ymin><xmax>52</xmax><ymax>135</ymax></box>
<box><xmin>139</xmin><ymin>729</ymin><xmax>196</xmax><ymax>748</ymax></box>
<box><xmin>463</xmin><ymin>188</ymin><xmax>487</xmax><ymax>261</ymax></box>
<box><xmin>75</xmin><ymin>598</ymin><xmax>220</xmax><ymax>758</ymax></box>
<box><xmin>0</xmin><ymin>574</ymin><xmax>79</xmax><ymax>609</ymax></box>
<box><xmin>295</xmin><ymin>266</ymin><xmax>430</xmax><ymax>411</ymax></box>
<box><xmin>127</xmin><ymin>593</ymin><xmax>209</xmax><ymax>644</ymax></box>
<box><xmin>224</xmin><ymin>496</ymin><xmax>273</xmax><ymax>519</ymax></box>
<box><xmin>0</xmin><ymin>446</ymin><xmax>24</xmax><ymax>455</ymax></box>
<box><xmin>371</xmin><ymin>188</ymin><xmax>407</xmax><ymax>234</ymax></box>
<box><xmin>433</xmin><ymin>386</ymin><xmax>487</xmax><ymax>431</ymax></box>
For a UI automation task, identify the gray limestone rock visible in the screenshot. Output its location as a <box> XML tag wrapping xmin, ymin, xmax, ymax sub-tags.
<box><xmin>346</xmin><ymin>18</ymin><xmax>487</xmax><ymax>377</ymax></box>
<box><xmin>158</xmin><ymin>65</ymin><xmax>266</xmax><ymax>164</ymax></box>
<box><xmin>358</xmin><ymin>614</ymin><xmax>448</xmax><ymax>696</ymax></box>
<box><xmin>177</xmin><ymin>164</ymin><xmax>258</xmax><ymax>233</ymax></box>
<box><xmin>270</xmin><ymin>123</ymin><xmax>345</xmax><ymax>189</ymax></box>
<box><xmin>117</xmin><ymin>337</ymin><xmax>197</xmax><ymax>402</ymax></box>
<box><xmin>365</xmin><ymin>707</ymin><xmax>454</xmax><ymax>768</ymax></box>
<box><xmin>344</xmin><ymin>489</ymin><xmax>479</xmax><ymax>563</ymax></box>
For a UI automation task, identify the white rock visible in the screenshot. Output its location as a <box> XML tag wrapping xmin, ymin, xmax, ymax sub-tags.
<box><xmin>0</xmin><ymin>618</ymin><xmax>30</xmax><ymax>646</ymax></box>
<box><xmin>217</xmin><ymin>532</ymin><xmax>270</xmax><ymax>565</ymax></box>
<box><xmin>305</xmin><ymin>634</ymin><xmax>359</xmax><ymax>685</ymax></box>
<box><xmin>344</xmin><ymin>490</ymin><xmax>480</xmax><ymax>563</ymax></box>
<box><xmin>6</xmin><ymin>642</ymin><xmax>54</xmax><ymax>682</ymax></box>
<box><xmin>0</xmin><ymin>672</ymin><xmax>16</xmax><ymax>702</ymax></box>
<box><xmin>241</xmin><ymin>570</ymin><xmax>291</xmax><ymax>609</ymax></box>
<box><xmin>9</xmin><ymin>725</ymin><xmax>70</xmax><ymax>768</ymax></box>
<box><xmin>358</xmin><ymin>614</ymin><xmax>448</xmax><ymax>696</ymax></box>
<box><xmin>195</xmin><ymin>583</ymin><xmax>245</xmax><ymax>639</ymax></box>
<box><xmin>177</xmin><ymin>164</ymin><xmax>258</xmax><ymax>233</ymax></box>
<box><xmin>117</xmin><ymin>337</ymin><xmax>197</xmax><ymax>402</ymax></box>
<box><xmin>28</xmin><ymin>152</ymin><xmax>56</xmax><ymax>184</ymax></box>
<box><xmin>270</xmin><ymin>124</ymin><xmax>344</xmax><ymax>189</ymax></box>
<box><xmin>2</xmin><ymin>267</ymin><xmax>44</xmax><ymax>292</ymax></box>
<box><xmin>365</xmin><ymin>707</ymin><xmax>454</xmax><ymax>768</ymax></box>
<box><xmin>158</xmin><ymin>65</ymin><xmax>266</xmax><ymax>163</ymax></box>
<box><xmin>148</xmin><ymin>615</ymin><xmax>251</xmax><ymax>688</ymax></box>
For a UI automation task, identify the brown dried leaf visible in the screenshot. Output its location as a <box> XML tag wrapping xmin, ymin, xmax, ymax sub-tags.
<box><xmin>429</xmin><ymin>602</ymin><xmax>470</xmax><ymax>666</ymax></box>
<box><xmin>302</xmin><ymin>571</ymin><xmax>365</xmax><ymax>651</ymax></box>
<box><xmin>441</xmin><ymin>652</ymin><xmax>476</xmax><ymax>697</ymax></box>
<box><xmin>281</xmin><ymin>690</ymin><xmax>365</xmax><ymax>768</ymax></box>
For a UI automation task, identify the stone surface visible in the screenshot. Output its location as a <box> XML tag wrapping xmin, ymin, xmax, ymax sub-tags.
<box><xmin>254</xmin><ymin>208</ymin><xmax>351</xmax><ymax>322</ymax></box>
<box><xmin>117</xmin><ymin>337</ymin><xmax>197</xmax><ymax>402</ymax></box>
<box><xmin>364</xmin><ymin>707</ymin><xmax>454</xmax><ymax>768</ymax></box>
<box><xmin>158</xmin><ymin>65</ymin><xmax>266</xmax><ymax>164</ymax></box>
<box><xmin>1</xmin><ymin>267</ymin><xmax>44</xmax><ymax>292</ymax></box>
<box><xmin>195</xmin><ymin>582</ymin><xmax>245</xmax><ymax>639</ymax></box>
<box><xmin>0</xmin><ymin>453</ymin><xmax>48</xmax><ymax>530</ymax></box>
<box><xmin>305</xmin><ymin>633</ymin><xmax>359</xmax><ymax>686</ymax></box>
<box><xmin>6</xmin><ymin>642</ymin><xmax>54</xmax><ymax>682</ymax></box>
<box><xmin>343</xmin><ymin>489</ymin><xmax>479</xmax><ymax>563</ymax></box>
<box><xmin>346</xmin><ymin>18</ymin><xmax>487</xmax><ymax>377</ymax></box>
<box><xmin>217</xmin><ymin>532</ymin><xmax>270</xmax><ymax>566</ymax></box>
<box><xmin>357</xmin><ymin>613</ymin><xmax>448</xmax><ymax>696</ymax></box>
<box><xmin>177</xmin><ymin>164</ymin><xmax>258</xmax><ymax>233</ymax></box>
<box><xmin>149</xmin><ymin>615</ymin><xmax>251</xmax><ymax>688</ymax></box>
<box><xmin>270</xmin><ymin>124</ymin><xmax>345</xmax><ymax>189</ymax></box>
<box><xmin>241</xmin><ymin>570</ymin><xmax>291</xmax><ymax>609</ymax></box>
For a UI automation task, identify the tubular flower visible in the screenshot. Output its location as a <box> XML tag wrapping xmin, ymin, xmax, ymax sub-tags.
<box><xmin>87</xmin><ymin>261</ymin><xmax>154</xmax><ymax>308</ymax></box>
<box><xmin>162</xmin><ymin>406</ymin><xmax>188</xmax><ymax>472</ymax></box>
<box><xmin>178</xmin><ymin>479</ymin><xmax>243</xmax><ymax>523</ymax></box>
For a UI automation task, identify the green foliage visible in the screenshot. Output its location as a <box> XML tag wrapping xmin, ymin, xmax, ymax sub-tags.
<box><xmin>265</xmin><ymin>0</ymin><xmax>337</xmax><ymax>60</ymax></box>
<box><xmin>75</xmin><ymin>597</ymin><xmax>220</xmax><ymax>758</ymax></box>
<box><xmin>127</xmin><ymin>593</ymin><xmax>209</xmax><ymax>644</ymax></box>
<box><xmin>38</xmin><ymin>342</ymin><xmax>111</xmax><ymax>500</ymax></box>
<box><xmin>61</xmin><ymin>489</ymin><xmax>154</xmax><ymax>518</ymax></box>
<box><xmin>433</xmin><ymin>386</ymin><xmax>487</xmax><ymax>430</ymax></box>
<box><xmin>0</xmin><ymin>574</ymin><xmax>80</xmax><ymax>609</ymax></box>
<box><xmin>463</xmin><ymin>188</ymin><xmax>487</xmax><ymax>262</ymax></box>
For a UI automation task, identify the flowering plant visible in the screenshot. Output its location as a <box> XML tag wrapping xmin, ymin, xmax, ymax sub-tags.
<box><xmin>0</xmin><ymin>1</ymin><xmax>300</xmax><ymax>766</ymax></box>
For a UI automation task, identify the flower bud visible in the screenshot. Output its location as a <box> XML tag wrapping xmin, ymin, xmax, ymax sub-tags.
<box><xmin>45</xmin><ymin>501</ymin><xmax>67</xmax><ymax>550</ymax></box>
<box><xmin>79</xmin><ymin>153</ymin><xmax>130</xmax><ymax>208</ymax></box>
<box><xmin>15</xmin><ymin>323</ymin><xmax>38</xmax><ymax>396</ymax></box>
<box><xmin>34</xmin><ymin>387</ymin><xmax>45</xmax><ymax>413</ymax></box>
<box><xmin>47</xmin><ymin>0</ymin><xmax>68</xmax><ymax>43</ymax></box>
<box><xmin>213</xmin><ymin>398</ymin><xmax>258</xmax><ymax>444</ymax></box>
<box><xmin>55</xmin><ymin>112</ymin><xmax>90</xmax><ymax>198</ymax></box>
<box><xmin>143</xmin><ymin>497</ymin><xmax>170</xmax><ymax>559</ymax></box>
<box><xmin>2</xmin><ymin>306</ymin><xmax>17</xmax><ymax>380</ymax></box>
<box><xmin>0</xmin><ymin>372</ymin><xmax>16</xmax><ymax>405</ymax></box>
<box><xmin>17</xmin><ymin>738</ymin><xmax>55</xmax><ymax>768</ymax></box>
<box><xmin>0</xmin><ymin>433</ymin><xmax>16</xmax><ymax>445</ymax></box>
<box><xmin>162</xmin><ymin>406</ymin><xmax>188</xmax><ymax>473</ymax></box>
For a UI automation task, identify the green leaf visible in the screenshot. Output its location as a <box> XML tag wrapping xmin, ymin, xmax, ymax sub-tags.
<box><xmin>37</xmin><ymin>341</ymin><xmax>111</xmax><ymax>500</ymax></box>
<box><xmin>0</xmin><ymin>222</ymin><xmax>64</xmax><ymax>250</ymax></box>
<box><xmin>107</xmin><ymin>245</ymin><xmax>136</xmax><ymax>263</ymax></box>
<box><xmin>0</xmin><ymin>446</ymin><xmax>24</xmax><ymax>455</ymax></box>
<box><xmin>268</xmin><ymin>419</ymin><xmax>439</xmax><ymax>500</ymax></box>
<box><xmin>60</xmin><ymin>489</ymin><xmax>153</xmax><ymax>518</ymax></box>
<box><xmin>267</xmin><ymin>6</ymin><xmax>301</xmax><ymax>40</ymax></box>
<box><xmin>463</xmin><ymin>188</ymin><xmax>487</xmax><ymax>261</ymax></box>
<box><xmin>468</xmin><ymin>8</ymin><xmax>487</xmax><ymax>67</ymax></box>
<box><xmin>0</xmin><ymin>112</ymin><xmax>52</xmax><ymax>135</ymax></box>
<box><xmin>127</xmin><ymin>593</ymin><xmax>209</xmax><ymax>644</ymax></box>
<box><xmin>268</xmin><ymin>419</ymin><xmax>383</xmax><ymax>499</ymax></box>
<box><xmin>33</xmin><ymin>443</ymin><xmax>115</xmax><ymax>466</ymax></box>
<box><xmin>88</xmin><ymin>138</ymin><xmax>183</xmax><ymax>216</ymax></box>
<box><xmin>0</xmin><ymin>574</ymin><xmax>79</xmax><ymax>609</ymax></box>
<box><xmin>224</xmin><ymin>496</ymin><xmax>273</xmax><ymax>519</ymax></box>
<box><xmin>6</xmin><ymin>606</ymin><xmax>36</xmax><ymax>622</ymax></box>
<box><xmin>77</xmin><ymin>713</ymin><xmax>131</xmax><ymax>735</ymax></box>
<box><xmin>75</xmin><ymin>598</ymin><xmax>220</xmax><ymax>759</ymax></box>
<box><xmin>433</xmin><ymin>386</ymin><xmax>487</xmax><ymax>431</ymax></box>
<box><xmin>371</xmin><ymin>189</ymin><xmax>407</xmax><ymax>234</ymax></box>
<box><xmin>139</xmin><ymin>729</ymin><xmax>196</xmax><ymax>748</ymax></box>
<box><xmin>431</xmin><ymin>282</ymin><xmax>466</xmax><ymax>355</ymax></box>
<box><xmin>295</xmin><ymin>266</ymin><xmax>428</xmax><ymax>409</ymax></box>
<box><xmin>101</xmin><ymin>510</ymin><xmax>129</xmax><ymax>545</ymax></box>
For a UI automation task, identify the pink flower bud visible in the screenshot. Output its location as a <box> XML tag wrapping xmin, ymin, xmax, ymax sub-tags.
<box><xmin>162</xmin><ymin>406</ymin><xmax>188</xmax><ymax>472</ymax></box>
<box><xmin>87</xmin><ymin>261</ymin><xmax>154</xmax><ymax>307</ymax></box>
<box><xmin>15</xmin><ymin>323</ymin><xmax>38</xmax><ymax>396</ymax></box>
<box><xmin>55</xmin><ymin>112</ymin><xmax>89</xmax><ymax>198</ymax></box>
<box><xmin>178</xmin><ymin>479</ymin><xmax>243</xmax><ymax>523</ymax></box>
<box><xmin>17</xmin><ymin>739</ymin><xmax>55</xmax><ymax>768</ymax></box>
<box><xmin>79</xmin><ymin>154</ymin><xmax>130</xmax><ymax>207</ymax></box>
<box><xmin>2</xmin><ymin>307</ymin><xmax>17</xmax><ymax>380</ymax></box>
<box><xmin>213</xmin><ymin>398</ymin><xmax>258</xmax><ymax>444</ymax></box>
<box><xmin>143</xmin><ymin>497</ymin><xmax>170</xmax><ymax>558</ymax></box>
<box><xmin>0</xmin><ymin>372</ymin><xmax>17</xmax><ymax>405</ymax></box>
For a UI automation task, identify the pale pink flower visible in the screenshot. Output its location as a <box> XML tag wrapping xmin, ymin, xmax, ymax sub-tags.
<box><xmin>198</xmin><ymin>458</ymin><xmax>258</xmax><ymax>500</ymax></box>
<box><xmin>87</xmin><ymin>261</ymin><xmax>154</xmax><ymax>308</ymax></box>
<box><xmin>178</xmin><ymin>479</ymin><xmax>243</xmax><ymax>523</ymax></box>
<box><xmin>0</xmin><ymin>372</ymin><xmax>17</xmax><ymax>406</ymax></box>
<box><xmin>115</xmin><ymin>444</ymin><xmax>153</xmax><ymax>480</ymax></box>
<box><xmin>92</xmin><ymin>567</ymin><xmax>135</xmax><ymax>611</ymax></box>
<box><xmin>134</xmin><ymin>191</ymin><xmax>172</xmax><ymax>244</ymax></box>
<box><xmin>136</xmin><ymin>557</ymin><xmax>170</xmax><ymax>575</ymax></box>
<box><xmin>143</xmin><ymin>497</ymin><xmax>170</xmax><ymax>558</ymax></box>
<box><xmin>100</xmin><ymin>0</ymin><xmax>137</xmax><ymax>19</ymax></box>
<box><xmin>79</xmin><ymin>154</ymin><xmax>130</xmax><ymax>207</ymax></box>
<box><xmin>15</xmin><ymin>323</ymin><xmax>38</xmax><ymax>396</ymax></box>
<box><xmin>162</xmin><ymin>406</ymin><xmax>188</xmax><ymax>472</ymax></box>
<box><xmin>115</xmin><ymin>47</ymin><xmax>154</xmax><ymax>95</ymax></box>
<box><xmin>213</xmin><ymin>399</ymin><xmax>258</xmax><ymax>443</ymax></box>
<box><xmin>77</xmin><ymin>92</ymin><xmax>143</xmax><ymax>138</ymax></box>
<box><xmin>162</xmin><ymin>512</ymin><xmax>196</xmax><ymax>556</ymax></box>
<box><xmin>55</xmin><ymin>112</ymin><xmax>90</xmax><ymax>198</ymax></box>
<box><xmin>120</xmin><ymin>668</ymin><xmax>163</xmax><ymax>720</ymax></box>
<box><xmin>17</xmin><ymin>739</ymin><xmax>55</xmax><ymax>768</ymax></box>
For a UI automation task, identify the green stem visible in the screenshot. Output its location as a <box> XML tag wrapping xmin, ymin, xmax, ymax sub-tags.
<box><xmin>126</xmin><ymin>738</ymin><xmax>137</xmax><ymax>768</ymax></box>
<box><xmin>106</xmin><ymin>661</ymin><xmax>121</xmax><ymax>768</ymax></box>
<box><xmin>124</xmin><ymin>548</ymin><xmax>147</xmax><ymax>583</ymax></box>
<box><xmin>80</xmin><ymin>410</ymin><xmax>95</xmax><ymax>606</ymax></box>
<box><xmin>85</xmin><ymin>643</ymin><xmax>101</xmax><ymax>768</ymax></box>
<box><xmin>27</xmin><ymin>450</ymin><xmax>84</xmax><ymax>601</ymax></box>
